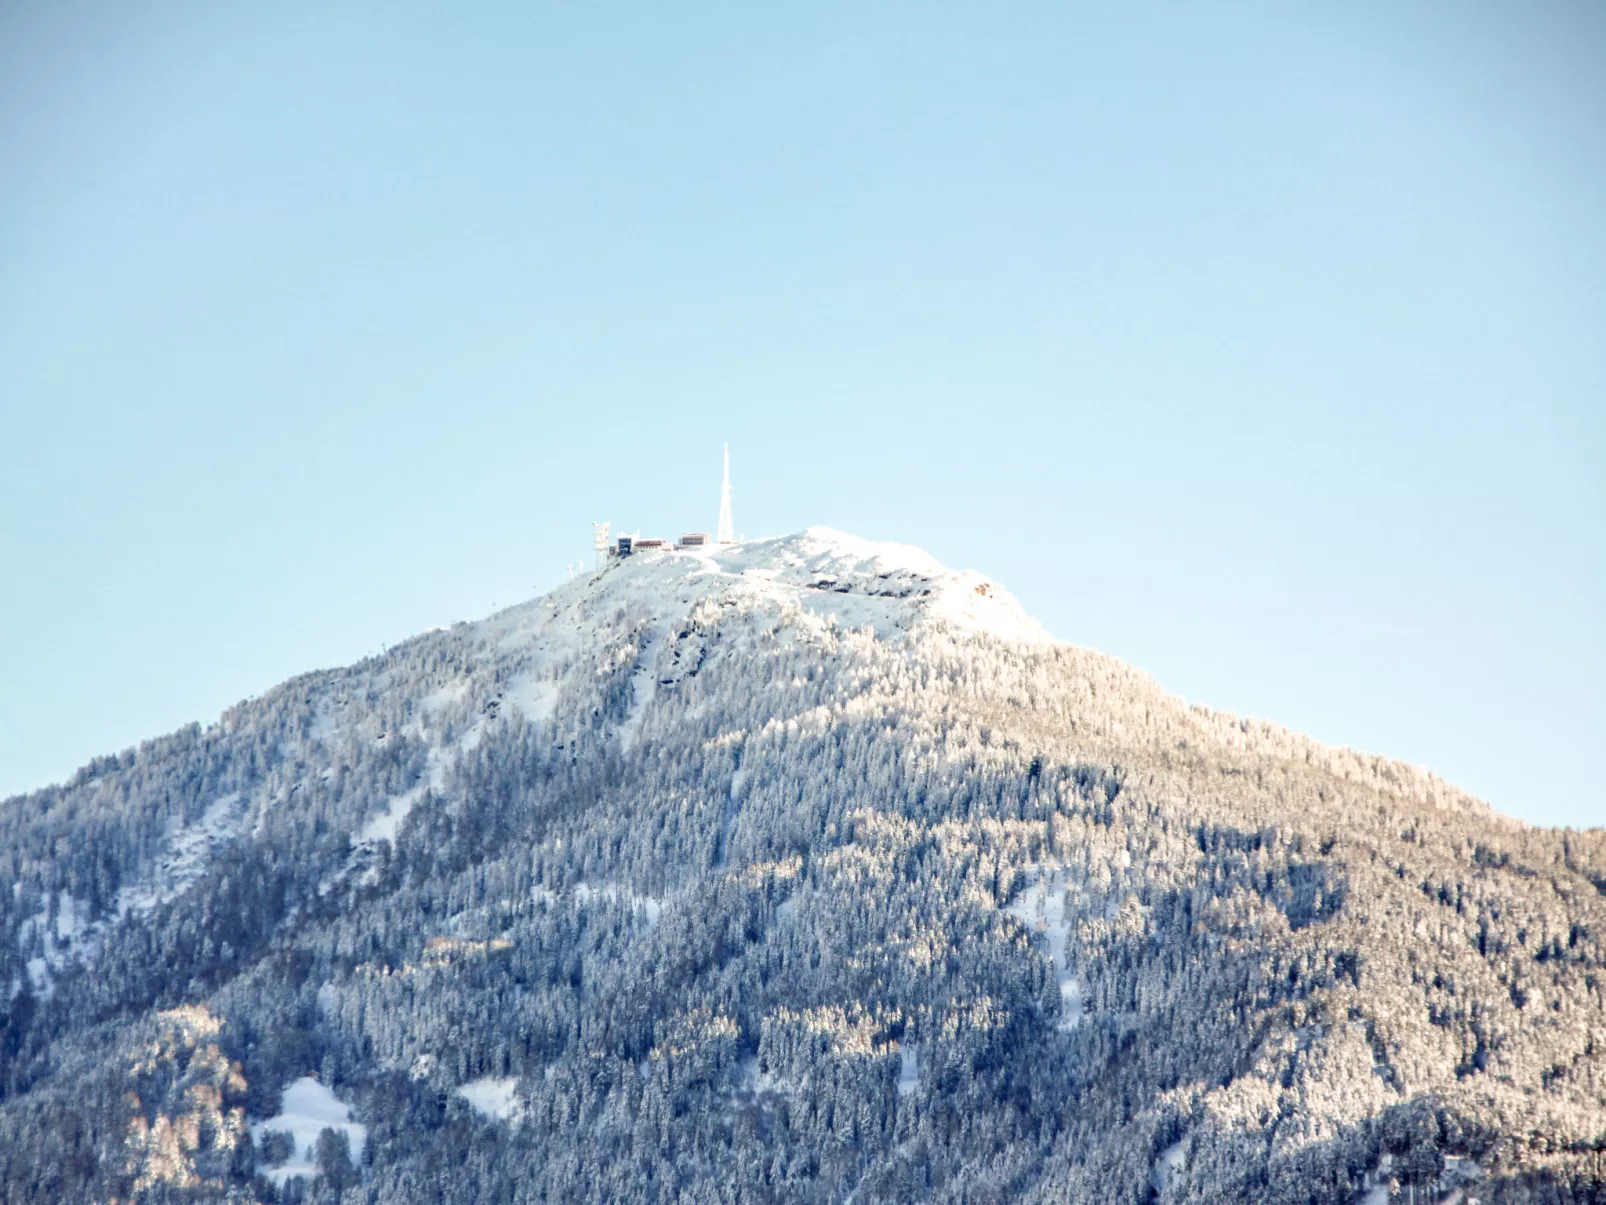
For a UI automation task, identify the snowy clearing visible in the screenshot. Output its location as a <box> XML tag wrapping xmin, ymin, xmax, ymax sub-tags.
<box><xmin>896</xmin><ymin>1043</ymin><xmax>920</xmax><ymax>1097</ymax></box>
<box><xmin>1151</xmin><ymin>1138</ymin><xmax>1187</xmax><ymax>1195</ymax></box>
<box><xmin>456</xmin><ymin>1077</ymin><xmax>523</xmax><ymax>1121</ymax></box>
<box><xmin>531</xmin><ymin>881</ymin><xmax>665</xmax><ymax>926</ymax></box>
<box><xmin>250</xmin><ymin>1077</ymin><xmax>366</xmax><ymax>1185</ymax></box>
<box><xmin>15</xmin><ymin>892</ymin><xmax>93</xmax><ymax>994</ymax></box>
<box><xmin>1005</xmin><ymin>868</ymin><xmax>1083</xmax><ymax>1031</ymax></box>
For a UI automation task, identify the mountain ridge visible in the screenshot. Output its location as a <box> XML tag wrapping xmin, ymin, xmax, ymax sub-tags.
<box><xmin>19</xmin><ymin>527</ymin><xmax>1501</xmax><ymax>832</ymax></box>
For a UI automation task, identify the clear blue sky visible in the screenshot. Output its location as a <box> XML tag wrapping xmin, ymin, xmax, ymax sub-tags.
<box><xmin>2</xmin><ymin>2</ymin><xmax>1601</xmax><ymax>827</ymax></box>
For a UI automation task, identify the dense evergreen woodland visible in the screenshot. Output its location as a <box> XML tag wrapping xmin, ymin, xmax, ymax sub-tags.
<box><xmin>2</xmin><ymin>530</ymin><xmax>1602</xmax><ymax>1205</ymax></box>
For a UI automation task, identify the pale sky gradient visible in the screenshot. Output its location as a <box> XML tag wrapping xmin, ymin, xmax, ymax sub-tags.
<box><xmin>1</xmin><ymin>2</ymin><xmax>1602</xmax><ymax>827</ymax></box>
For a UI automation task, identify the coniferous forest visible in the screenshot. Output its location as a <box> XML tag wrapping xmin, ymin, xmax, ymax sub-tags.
<box><xmin>2</xmin><ymin>531</ymin><xmax>1602</xmax><ymax>1204</ymax></box>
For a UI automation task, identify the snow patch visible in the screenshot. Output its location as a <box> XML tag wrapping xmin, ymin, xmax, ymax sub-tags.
<box><xmin>250</xmin><ymin>1076</ymin><xmax>366</xmax><ymax>1186</ymax></box>
<box><xmin>17</xmin><ymin>891</ymin><xmax>94</xmax><ymax>990</ymax></box>
<box><xmin>358</xmin><ymin>783</ymin><xmax>425</xmax><ymax>845</ymax></box>
<box><xmin>715</xmin><ymin>769</ymin><xmax>747</xmax><ymax>868</ymax></box>
<box><xmin>355</xmin><ymin>739</ymin><xmax>454</xmax><ymax>849</ymax></box>
<box><xmin>618</xmin><ymin>626</ymin><xmax>666</xmax><ymax>754</ymax></box>
<box><xmin>504</xmin><ymin>674</ymin><xmax>558</xmax><ymax>724</ymax></box>
<box><xmin>534</xmin><ymin>882</ymin><xmax>665</xmax><ymax>927</ymax></box>
<box><xmin>896</xmin><ymin>1043</ymin><xmax>920</xmax><ymax>1097</ymax></box>
<box><xmin>420</xmin><ymin>680</ymin><xmax>469</xmax><ymax>715</ymax></box>
<box><xmin>456</xmin><ymin>1076</ymin><xmax>523</xmax><ymax>1121</ymax></box>
<box><xmin>737</xmin><ymin>1055</ymin><xmax>793</xmax><ymax>1096</ymax></box>
<box><xmin>577</xmin><ymin>882</ymin><xmax>663</xmax><ymax>925</ymax></box>
<box><xmin>117</xmin><ymin>792</ymin><xmax>248</xmax><ymax>918</ymax></box>
<box><xmin>1151</xmin><ymin>1138</ymin><xmax>1187</xmax><ymax>1195</ymax></box>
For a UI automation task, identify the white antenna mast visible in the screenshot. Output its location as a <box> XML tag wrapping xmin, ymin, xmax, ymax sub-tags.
<box><xmin>717</xmin><ymin>444</ymin><xmax>735</xmax><ymax>544</ymax></box>
<box><xmin>592</xmin><ymin>521</ymin><xmax>611</xmax><ymax>569</ymax></box>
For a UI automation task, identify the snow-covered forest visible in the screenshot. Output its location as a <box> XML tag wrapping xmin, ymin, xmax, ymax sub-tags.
<box><xmin>1</xmin><ymin>529</ymin><xmax>1602</xmax><ymax>1204</ymax></box>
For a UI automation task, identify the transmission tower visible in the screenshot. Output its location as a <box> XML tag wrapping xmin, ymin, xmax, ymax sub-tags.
<box><xmin>717</xmin><ymin>445</ymin><xmax>734</xmax><ymax>544</ymax></box>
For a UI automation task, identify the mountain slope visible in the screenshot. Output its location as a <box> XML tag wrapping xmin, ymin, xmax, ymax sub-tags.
<box><xmin>2</xmin><ymin>528</ymin><xmax>1603</xmax><ymax>1205</ymax></box>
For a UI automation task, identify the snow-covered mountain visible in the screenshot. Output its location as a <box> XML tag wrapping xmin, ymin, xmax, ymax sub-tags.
<box><xmin>1</xmin><ymin>529</ymin><xmax>1602</xmax><ymax>1205</ymax></box>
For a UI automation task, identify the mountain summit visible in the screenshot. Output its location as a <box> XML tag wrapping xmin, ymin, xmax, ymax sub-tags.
<box><xmin>2</xmin><ymin>530</ymin><xmax>1602</xmax><ymax>1204</ymax></box>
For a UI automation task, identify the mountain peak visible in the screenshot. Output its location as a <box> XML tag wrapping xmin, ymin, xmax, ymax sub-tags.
<box><xmin>509</xmin><ymin>526</ymin><xmax>1048</xmax><ymax>649</ymax></box>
